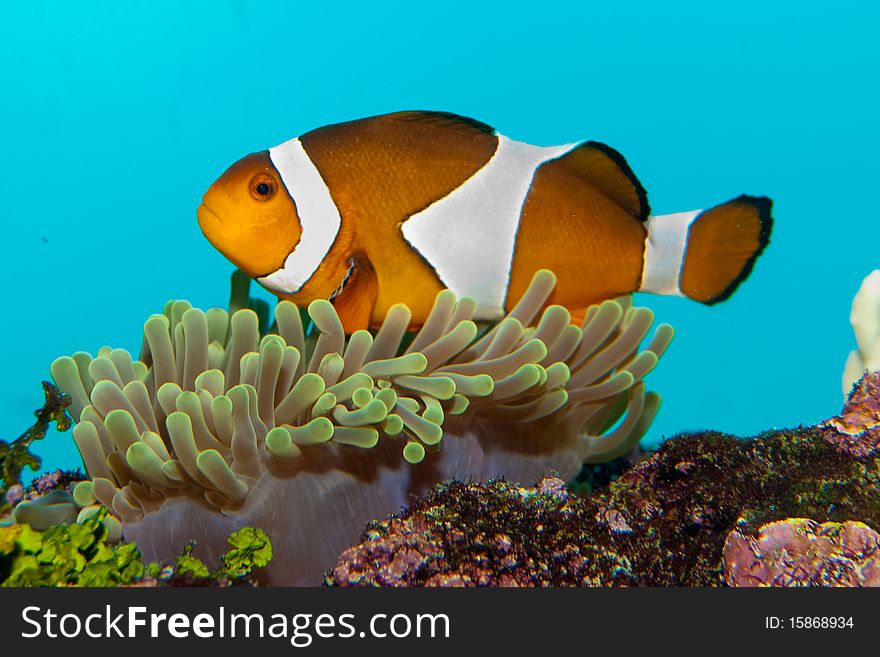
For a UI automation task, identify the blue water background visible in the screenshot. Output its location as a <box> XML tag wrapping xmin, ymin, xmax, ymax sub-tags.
<box><xmin>1</xmin><ymin>1</ymin><xmax>875</xmax><ymax>478</ymax></box>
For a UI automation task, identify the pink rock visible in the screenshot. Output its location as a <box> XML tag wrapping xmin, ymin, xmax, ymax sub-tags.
<box><xmin>821</xmin><ymin>371</ymin><xmax>880</xmax><ymax>457</ymax></box>
<box><xmin>723</xmin><ymin>518</ymin><xmax>880</xmax><ymax>587</ymax></box>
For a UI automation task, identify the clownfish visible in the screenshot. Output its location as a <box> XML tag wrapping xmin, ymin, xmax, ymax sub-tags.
<box><xmin>198</xmin><ymin>111</ymin><xmax>772</xmax><ymax>332</ymax></box>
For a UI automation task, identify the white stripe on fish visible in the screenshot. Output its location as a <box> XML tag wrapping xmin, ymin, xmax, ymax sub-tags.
<box><xmin>639</xmin><ymin>209</ymin><xmax>701</xmax><ymax>296</ymax></box>
<box><xmin>260</xmin><ymin>137</ymin><xmax>342</xmax><ymax>294</ymax></box>
<box><xmin>401</xmin><ymin>136</ymin><xmax>578</xmax><ymax>319</ymax></box>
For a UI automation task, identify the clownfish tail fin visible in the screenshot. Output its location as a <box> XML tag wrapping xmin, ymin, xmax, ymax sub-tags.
<box><xmin>639</xmin><ymin>195</ymin><xmax>773</xmax><ymax>303</ymax></box>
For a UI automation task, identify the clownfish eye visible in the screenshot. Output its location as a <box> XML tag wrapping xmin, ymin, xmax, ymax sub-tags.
<box><xmin>249</xmin><ymin>174</ymin><xmax>277</xmax><ymax>201</ymax></box>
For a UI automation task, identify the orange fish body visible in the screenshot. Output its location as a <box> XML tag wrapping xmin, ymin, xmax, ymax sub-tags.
<box><xmin>198</xmin><ymin>111</ymin><xmax>772</xmax><ymax>332</ymax></box>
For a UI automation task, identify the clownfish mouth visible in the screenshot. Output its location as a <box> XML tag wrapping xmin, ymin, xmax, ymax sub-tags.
<box><xmin>197</xmin><ymin>204</ymin><xmax>222</xmax><ymax>238</ymax></box>
<box><xmin>330</xmin><ymin>258</ymin><xmax>357</xmax><ymax>301</ymax></box>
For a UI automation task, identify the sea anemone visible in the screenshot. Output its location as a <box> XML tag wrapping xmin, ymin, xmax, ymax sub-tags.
<box><xmin>50</xmin><ymin>270</ymin><xmax>672</xmax><ymax>585</ymax></box>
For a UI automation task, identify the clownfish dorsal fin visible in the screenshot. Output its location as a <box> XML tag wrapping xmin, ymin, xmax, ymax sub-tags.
<box><xmin>392</xmin><ymin>110</ymin><xmax>497</xmax><ymax>136</ymax></box>
<box><xmin>555</xmin><ymin>141</ymin><xmax>650</xmax><ymax>221</ymax></box>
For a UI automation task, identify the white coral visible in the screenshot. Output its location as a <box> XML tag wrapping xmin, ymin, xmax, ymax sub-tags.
<box><xmin>843</xmin><ymin>270</ymin><xmax>880</xmax><ymax>399</ymax></box>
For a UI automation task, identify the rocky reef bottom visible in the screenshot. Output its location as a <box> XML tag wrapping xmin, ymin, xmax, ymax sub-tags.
<box><xmin>328</xmin><ymin>373</ymin><xmax>880</xmax><ymax>586</ymax></box>
<box><xmin>7</xmin><ymin>373</ymin><xmax>880</xmax><ymax>587</ymax></box>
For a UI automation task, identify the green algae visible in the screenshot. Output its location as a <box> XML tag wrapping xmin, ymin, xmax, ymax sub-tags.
<box><xmin>174</xmin><ymin>527</ymin><xmax>273</xmax><ymax>582</ymax></box>
<box><xmin>0</xmin><ymin>512</ymin><xmax>273</xmax><ymax>587</ymax></box>
<box><xmin>220</xmin><ymin>526</ymin><xmax>273</xmax><ymax>579</ymax></box>
<box><xmin>1</xmin><ymin>510</ymin><xmax>144</xmax><ymax>587</ymax></box>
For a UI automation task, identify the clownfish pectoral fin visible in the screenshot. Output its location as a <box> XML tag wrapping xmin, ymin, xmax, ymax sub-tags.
<box><xmin>641</xmin><ymin>195</ymin><xmax>773</xmax><ymax>303</ymax></box>
<box><xmin>557</xmin><ymin>141</ymin><xmax>650</xmax><ymax>220</ymax></box>
<box><xmin>569</xmin><ymin>307</ymin><xmax>590</xmax><ymax>327</ymax></box>
<box><xmin>331</xmin><ymin>257</ymin><xmax>379</xmax><ymax>332</ymax></box>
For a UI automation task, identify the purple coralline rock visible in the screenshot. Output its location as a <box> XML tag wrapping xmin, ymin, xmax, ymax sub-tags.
<box><xmin>30</xmin><ymin>470</ymin><xmax>64</xmax><ymax>494</ymax></box>
<box><xmin>329</xmin><ymin>422</ymin><xmax>880</xmax><ymax>587</ymax></box>
<box><xmin>723</xmin><ymin>518</ymin><xmax>880</xmax><ymax>587</ymax></box>
<box><xmin>327</xmin><ymin>476</ymin><xmax>634</xmax><ymax>587</ymax></box>
<box><xmin>10</xmin><ymin>469</ymin><xmax>85</xmax><ymax>506</ymax></box>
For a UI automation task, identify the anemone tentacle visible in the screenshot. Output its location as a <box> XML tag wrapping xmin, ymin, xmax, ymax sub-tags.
<box><xmin>50</xmin><ymin>269</ymin><xmax>672</xmax><ymax>584</ymax></box>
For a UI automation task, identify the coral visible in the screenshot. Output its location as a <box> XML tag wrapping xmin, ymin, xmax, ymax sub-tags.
<box><xmin>28</xmin><ymin>469</ymin><xmax>83</xmax><ymax>496</ymax></box>
<box><xmin>584</xmin><ymin>427</ymin><xmax>880</xmax><ymax>585</ymax></box>
<box><xmin>329</xmin><ymin>422</ymin><xmax>880</xmax><ymax>586</ymax></box>
<box><xmin>723</xmin><ymin>519</ymin><xmax>880</xmax><ymax>586</ymax></box>
<box><xmin>49</xmin><ymin>269</ymin><xmax>672</xmax><ymax>585</ymax></box>
<box><xmin>821</xmin><ymin>371</ymin><xmax>880</xmax><ymax>457</ymax></box>
<box><xmin>0</xmin><ymin>381</ymin><xmax>72</xmax><ymax>503</ymax></box>
<box><xmin>843</xmin><ymin>270</ymin><xmax>880</xmax><ymax>399</ymax></box>
<box><xmin>327</xmin><ymin>476</ymin><xmax>633</xmax><ymax>587</ymax></box>
<box><xmin>5</xmin><ymin>468</ymin><xmax>87</xmax><ymax>509</ymax></box>
<box><xmin>0</xmin><ymin>515</ymin><xmax>273</xmax><ymax>587</ymax></box>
